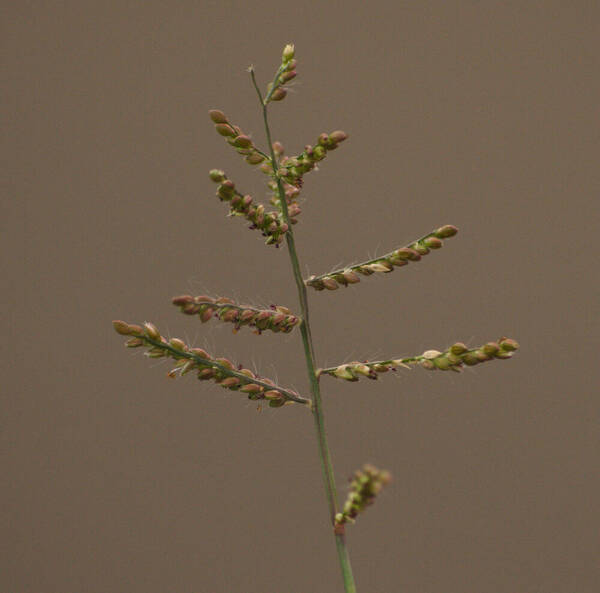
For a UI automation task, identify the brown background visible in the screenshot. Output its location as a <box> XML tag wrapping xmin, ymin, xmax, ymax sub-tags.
<box><xmin>3</xmin><ymin>2</ymin><xmax>598</xmax><ymax>592</ymax></box>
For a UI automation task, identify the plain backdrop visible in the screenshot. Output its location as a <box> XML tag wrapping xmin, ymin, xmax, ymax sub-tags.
<box><xmin>3</xmin><ymin>2</ymin><xmax>599</xmax><ymax>592</ymax></box>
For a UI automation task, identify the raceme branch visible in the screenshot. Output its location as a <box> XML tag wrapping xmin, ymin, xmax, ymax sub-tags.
<box><xmin>305</xmin><ymin>225</ymin><xmax>458</xmax><ymax>291</ymax></box>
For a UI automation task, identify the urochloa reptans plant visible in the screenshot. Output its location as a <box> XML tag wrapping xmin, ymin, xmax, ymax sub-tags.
<box><xmin>113</xmin><ymin>44</ymin><xmax>519</xmax><ymax>593</ymax></box>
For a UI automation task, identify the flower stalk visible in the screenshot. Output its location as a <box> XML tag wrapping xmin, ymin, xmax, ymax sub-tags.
<box><xmin>251</xmin><ymin>55</ymin><xmax>357</xmax><ymax>592</ymax></box>
<box><xmin>112</xmin><ymin>43</ymin><xmax>519</xmax><ymax>593</ymax></box>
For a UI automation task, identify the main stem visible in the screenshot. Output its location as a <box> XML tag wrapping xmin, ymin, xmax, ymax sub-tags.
<box><xmin>251</xmin><ymin>69</ymin><xmax>357</xmax><ymax>593</ymax></box>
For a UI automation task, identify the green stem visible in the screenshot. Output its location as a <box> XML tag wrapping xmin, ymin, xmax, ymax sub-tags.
<box><xmin>250</xmin><ymin>67</ymin><xmax>357</xmax><ymax>593</ymax></box>
<box><xmin>336</xmin><ymin>533</ymin><xmax>357</xmax><ymax>593</ymax></box>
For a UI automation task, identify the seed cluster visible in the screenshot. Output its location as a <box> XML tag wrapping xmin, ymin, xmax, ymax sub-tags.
<box><xmin>263</xmin><ymin>43</ymin><xmax>297</xmax><ymax>104</ymax></box>
<box><xmin>266</xmin><ymin>171</ymin><xmax>303</xmax><ymax>223</ymax></box>
<box><xmin>112</xmin><ymin>321</ymin><xmax>308</xmax><ymax>407</ymax></box>
<box><xmin>306</xmin><ymin>225</ymin><xmax>459</xmax><ymax>290</ymax></box>
<box><xmin>260</xmin><ymin>131</ymin><xmax>348</xmax><ymax>226</ymax></box>
<box><xmin>261</xmin><ymin>142</ymin><xmax>303</xmax><ymax>222</ymax></box>
<box><xmin>322</xmin><ymin>337</ymin><xmax>520</xmax><ymax>381</ymax></box>
<box><xmin>208</xmin><ymin>109</ymin><xmax>268</xmax><ymax>168</ymax></box>
<box><xmin>282</xmin><ymin>130</ymin><xmax>349</xmax><ymax>186</ymax></box>
<box><xmin>335</xmin><ymin>465</ymin><xmax>392</xmax><ymax>528</ymax></box>
<box><xmin>418</xmin><ymin>337</ymin><xmax>520</xmax><ymax>372</ymax></box>
<box><xmin>172</xmin><ymin>295</ymin><xmax>300</xmax><ymax>334</ymax></box>
<box><xmin>209</xmin><ymin>170</ymin><xmax>288</xmax><ymax>246</ymax></box>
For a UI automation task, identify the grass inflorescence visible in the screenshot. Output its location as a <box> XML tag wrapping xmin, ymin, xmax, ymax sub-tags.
<box><xmin>112</xmin><ymin>44</ymin><xmax>519</xmax><ymax>593</ymax></box>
